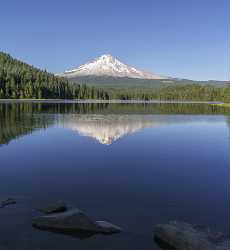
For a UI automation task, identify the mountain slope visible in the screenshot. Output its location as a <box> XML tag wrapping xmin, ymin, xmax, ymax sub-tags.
<box><xmin>59</xmin><ymin>54</ymin><xmax>167</xmax><ymax>80</ymax></box>
<box><xmin>59</xmin><ymin>54</ymin><xmax>227</xmax><ymax>89</ymax></box>
<box><xmin>0</xmin><ymin>52</ymin><xmax>108</xmax><ymax>99</ymax></box>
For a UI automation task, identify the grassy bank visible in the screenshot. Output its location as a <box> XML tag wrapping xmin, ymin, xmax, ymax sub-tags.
<box><xmin>211</xmin><ymin>103</ymin><xmax>230</xmax><ymax>108</ymax></box>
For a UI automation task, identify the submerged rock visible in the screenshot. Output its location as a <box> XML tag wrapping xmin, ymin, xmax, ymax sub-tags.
<box><xmin>0</xmin><ymin>198</ymin><xmax>16</xmax><ymax>208</ymax></box>
<box><xmin>154</xmin><ymin>221</ymin><xmax>230</xmax><ymax>250</ymax></box>
<box><xmin>32</xmin><ymin>208</ymin><xmax>121</xmax><ymax>238</ymax></box>
<box><xmin>38</xmin><ymin>202</ymin><xmax>67</xmax><ymax>214</ymax></box>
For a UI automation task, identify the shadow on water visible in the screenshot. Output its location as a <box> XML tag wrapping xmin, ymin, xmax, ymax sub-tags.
<box><xmin>32</xmin><ymin>226</ymin><xmax>98</xmax><ymax>240</ymax></box>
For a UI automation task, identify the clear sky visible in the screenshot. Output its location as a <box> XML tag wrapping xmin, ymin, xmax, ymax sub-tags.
<box><xmin>1</xmin><ymin>0</ymin><xmax>229</xmax><ymax>80</ymax></box>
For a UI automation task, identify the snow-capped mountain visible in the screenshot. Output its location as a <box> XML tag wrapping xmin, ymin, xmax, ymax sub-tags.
<box><xmin>59</xmin><ymin>54</ymin><xmax>167</xmax><ymax>80</ymax></box>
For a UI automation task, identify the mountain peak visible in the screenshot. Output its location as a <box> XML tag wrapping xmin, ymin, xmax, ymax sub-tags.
<box><xmin>94</xmin><ymin>54</ymin><xmax>117</xmax><ymax>64</ymax></box>
<box><xmin>60</xmin><ymin>54</ymin><xmax>167</xmax><ymax>80</ymax></box>
<box><xmin>99</xmin><ymin>54</ymin><xmax>113</xmax><ymax>60</ymax></box>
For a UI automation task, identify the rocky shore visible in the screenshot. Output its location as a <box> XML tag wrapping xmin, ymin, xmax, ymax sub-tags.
<box><xmin>1</xmin><ymin>198</ymin><xmax>230</xmax><ymax>249</ymax></box>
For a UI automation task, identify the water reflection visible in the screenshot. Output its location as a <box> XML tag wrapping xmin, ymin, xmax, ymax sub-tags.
<box><xmin>1</xmin><ymin>102</ymin><xmax>230</xmax><ymax>250</ymax></box>
<box><xmin>60</xmin><ymin>114</ymin><xmax>225</xmax><ymax>145</ymax></box>
<box><xmin>61</xmin><ymin>115</ymin><xmax>157</xmax><ymax>145</ymax></box>
<box><xmin>0</xmin><ymin>103</ymin><xmax>53</xmax><ymax>145</ymax></box>
<box><xmin>0</xmin><ymin>102</ymin><xmax>230</xmax><ymax>146</ymax></box>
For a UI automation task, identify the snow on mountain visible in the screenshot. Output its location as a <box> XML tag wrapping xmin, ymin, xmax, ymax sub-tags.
<box><xmin>59</xmin><ymin>54</ymin><xmax>167</xmax><ymax>80</ymax></box>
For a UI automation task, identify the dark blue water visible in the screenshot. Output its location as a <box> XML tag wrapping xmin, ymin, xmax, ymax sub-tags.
<box><xmin>0</xmin><ymin>102</ymin><xmax>230</xmax><ymax>249</ymax></box>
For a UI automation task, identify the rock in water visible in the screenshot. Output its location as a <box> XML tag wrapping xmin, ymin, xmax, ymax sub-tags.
<box><xmin>0</xmin><ymin>198</ymin><xmax>16</xmax><ymax>208</ymax></box>
<box><xmin>32</xmin><ymin>208</ymin><xmax>98</xmax><ymax>231</ymax></box>
<box><xmin>95</xmin><ymin>221</ymin><xmax>122</xmax><ymax>234</ymax></box>
<box><xmin>38</xmin><ymin>202</ymin><xmax>67</xmax><ymax>214</ymax></box>
<box><xmin>32</xmin><ymin>208</ymin><xmax>121</xmax><ymax>237</ymax></box>
<box><xmin>154</xmin><ymin>221</ymin><xmax>230</xmax><ymax>250</ymax></box>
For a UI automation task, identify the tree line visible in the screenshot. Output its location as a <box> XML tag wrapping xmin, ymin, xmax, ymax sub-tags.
<box><xmin>0</xmin><ymin>52</ymin><xmax>109</xmax><ymax>99</ymax></box>
<box><xmin>0</xmin><ymin>51</ymin><xmax>229</xmax><ymax>101</ymax></box>
<box><xmin>106</xmin><ymin>84</ymin><xmax>227</xmax><ymax>101</ymax></box>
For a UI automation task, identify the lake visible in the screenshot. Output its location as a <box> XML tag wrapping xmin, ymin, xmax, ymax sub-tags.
<box><xmin>0</xmin><ymin>102</ymin><xmax>230</xmax><ymax>250</ymax></box>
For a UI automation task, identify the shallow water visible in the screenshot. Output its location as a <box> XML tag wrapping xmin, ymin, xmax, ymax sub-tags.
<box><xmin>0</xmin><ymin>102</ymin><xmax>230</xmax><ymax>250</ymax></box>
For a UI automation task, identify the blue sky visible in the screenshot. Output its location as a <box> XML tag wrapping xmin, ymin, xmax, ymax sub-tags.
<box><xmin>1</xmin><ymin>0</ymin><xmax>229</xmax><ymax>80</ymax></box>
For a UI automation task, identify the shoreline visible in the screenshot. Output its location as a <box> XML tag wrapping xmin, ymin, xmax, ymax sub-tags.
<box><xmin>0</xmin><ymin>99</ymin><xmax>223</xmax><ymax>104</ymax></box>
<box><xmin>211</xmin><ymin>103</ymin><xmax>230</xmax><ymax>108</ymax></box>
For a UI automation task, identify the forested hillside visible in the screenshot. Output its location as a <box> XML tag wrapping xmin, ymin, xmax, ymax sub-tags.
<box><xmin>0</xmin><ymin>51</ymin><xmax>229</xmax><ymax>101</ymax></box>
<box><xmin>108</xmin><ymin>84</ymin><xmax>227</xmax><ymax>101</ymax></box>
<box><xmin>0</xmin><ymin>52</ymin><xmax>109</xmax><ymax>99</ymax></box>
<box><xmin>68</xmin><ymin>75</ymin><xmax>228</xmax><ymax>89</ymax></box>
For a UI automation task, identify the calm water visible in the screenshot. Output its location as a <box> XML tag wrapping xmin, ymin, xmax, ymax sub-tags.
<box><xmin>1</xmin><ymin>102</ymin><xmax>230</xmax><ymax>250</ymax></box>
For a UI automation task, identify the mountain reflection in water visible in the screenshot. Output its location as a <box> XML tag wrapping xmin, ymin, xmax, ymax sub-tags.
<box><xmin>0</xmin><ymin>102</ymin><xmax>230</xmax><ymax>146</ymax></box>
<box><xmin>60</xmin><ymin>114</ymin><xmax>225</xmax><ymax>145</ymax></box>
<box><xmin>1</xmin><ymin>102</ymin><xmax>230</xmax><ymax>250</ymax></box>
<box><xmin>61</xmin><ymin>115</ymin><xmax>157</xmax><ymax>145</ymax></box>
